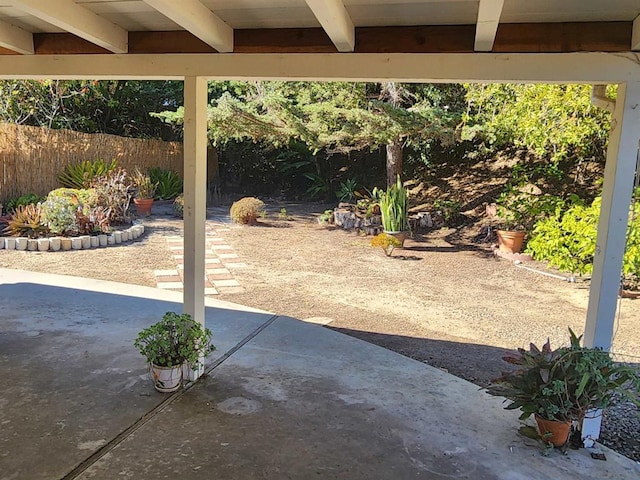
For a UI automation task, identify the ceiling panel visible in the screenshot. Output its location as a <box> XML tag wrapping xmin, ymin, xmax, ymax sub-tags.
<box><xmin>501</xmin><ymin>0</ymin><xmax>640</xmax><ymax>23</ymax></box>
<box><xmin>346</xmin><ymin>1</ymin><xmax>478</xmax><ymax>27</ymax></box>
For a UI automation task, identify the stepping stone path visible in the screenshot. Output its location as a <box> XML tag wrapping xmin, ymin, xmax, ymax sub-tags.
<box><xmin>154</xmin><ymin>222</ymin><xmax>247</xmax><ymax>297</ymax></box>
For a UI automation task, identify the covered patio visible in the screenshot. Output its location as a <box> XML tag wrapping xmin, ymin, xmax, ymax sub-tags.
<box><xmin>2</xmin><ymin>268</ymin><xmax>639</xmax><ymax>479</ymax></box>
<box><xmin>0</xmin><ymin>1</ymin><xmax>639</xmax><ymax>478</ymax></box>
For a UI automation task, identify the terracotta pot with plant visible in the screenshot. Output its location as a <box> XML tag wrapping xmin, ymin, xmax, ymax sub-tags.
<box><xmin>378</xmin><ymin>175</ymin><xmax>409</xmax><ymax>246</ymax></box>
<box><xmin>132</xmin><ymin>168</ymin><xmax>157</xmax><ymax>217</ymax></box>
<box><xmin>134</xmin><ymin>312</ymin><xmax>215</xmax><ymax>393</ymax></box>
<box><xmin>487</xmin><ymin>329</ymin><xmax>640</xmax><ymax>448</ymax></box>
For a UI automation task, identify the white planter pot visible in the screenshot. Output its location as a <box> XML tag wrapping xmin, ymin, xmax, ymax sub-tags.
<box><xmin>150</xmin><ymin>363</ymin><xmax>183</xmax><ymax>393</ymax></box>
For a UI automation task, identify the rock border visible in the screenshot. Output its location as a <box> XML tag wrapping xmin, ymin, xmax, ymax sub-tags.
<box><xmin>0</xmin><ymin>224</ymin><xmax>145</xmax><ymax>252</ymax></box>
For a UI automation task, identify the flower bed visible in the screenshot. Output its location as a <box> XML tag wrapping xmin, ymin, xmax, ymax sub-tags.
<box><xmin>1</xmin><ymin>224</ymin><xmax>144</xmax><ymax>252</ymax></box>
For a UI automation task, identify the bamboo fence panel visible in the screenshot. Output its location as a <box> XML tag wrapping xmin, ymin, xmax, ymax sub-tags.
<box><xmin>0</xmin><ymin>123</ymin><xmax>183</xmax><ymax>200</ymax></box>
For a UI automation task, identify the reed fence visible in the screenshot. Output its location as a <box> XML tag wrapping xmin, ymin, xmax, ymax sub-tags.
<box><xmin>0</xmin><ymin>123</ymin><xmax>183</xmax><ymax>200</ymax></box>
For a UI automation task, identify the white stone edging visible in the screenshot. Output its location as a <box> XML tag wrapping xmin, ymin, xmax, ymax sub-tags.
<box><xmin>1</xmin><ymin>224</ymin><xmax>145</xmax><ymax>252</ymax></box>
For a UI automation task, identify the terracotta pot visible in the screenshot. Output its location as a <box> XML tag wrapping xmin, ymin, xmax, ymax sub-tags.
<box><xmin>496</xmin><ymin>230</ymin><xmax>525</xmax><ymax>254</ymax></box>
<box><xmin>534</xmin><ymin>414</ymin><xmax>572</xmax><ymax>447</ymax></box>
<box><xmin>134</xmin><ymin>197</ymin><xmax>154</xmax><ymax>217</ymax></box>
<box><xmin>383</xmin><ymin>230</ymin><xmax>408</xmax><ymax>247</ymax></box>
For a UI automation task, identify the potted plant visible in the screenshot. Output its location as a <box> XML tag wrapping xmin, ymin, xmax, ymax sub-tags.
<box><xmin>487</xmin><ymin>329</ymin><xmax>640</xmax><ymax>448</ymax></box>
<box><xmin>378</xmin><ymin>176</ymin><xmax>409</xmax><ymax>246</ymax></box>
<box><xmin>134</xmin><ymin>312</ymin><xmax>215</xmax><ymax>393</ymax></box>
<box><xmin>132</xmin><ymin>168</ymin><xmax>157</xmax><ymax>217</ymax></box>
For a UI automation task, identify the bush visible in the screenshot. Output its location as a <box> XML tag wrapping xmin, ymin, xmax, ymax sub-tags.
<box><xmin>4</xmin><ymin>193</ymin><xmax>45</xmax><ymax>214</ymax></box>
<box><xmin>5</xmin><ymin>204</ymin><xmax>48</xmax><ymax>238</ymax></box>
<box><xmin>527</xmin><ymin>191</ymin><xmax>640</xmax><ymax>286</ymax></box>
<box><xmin>371</xmin><ymin>232</ymin><xmax>401</xmax><ymax>256</ymax></box>
<box><xmin>58</xmin><ymin>159</ymin><xmax>117</xmax><ymax>189</ymax></box>
<box><xmin>230</xmin><ymin>197</ymin><xmax>264</xmax><ymax>224</ymax></box>
<box><xmin>173</xmin><ymin>194</ymin><xmax>184</xmax><ymax>217</ymax></box>
<box><xmin>150</xmin><ymin>167</ymin><xmax>183</xmax><ymax>200</ymax></box>
<box><xmin>41</xmin><ymin>188</ymin><xmax>95</xmax><ymax>236</ymax></box>
<box><xmin>90</xmin><ymin>168</ymin><xmax>133</xmax><ymax>225</ymax></box>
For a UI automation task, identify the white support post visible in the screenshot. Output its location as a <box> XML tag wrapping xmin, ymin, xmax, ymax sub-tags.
<box><xmin>182</xmin><ymin>76</ymin><xmax>208</xmax><ymax>380</ymax></box>
<box><xmin>582</xmin><ymin>81</ymin><xmax>640</xmax><ymax>445</ymax></box>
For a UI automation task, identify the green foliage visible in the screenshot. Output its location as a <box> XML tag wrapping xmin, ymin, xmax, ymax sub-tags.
<box><xmin>433</xmin><ymin>199</ymin><xmax>462</xmax><ymax>226</ymax></box>
<box><xmin>370</xmin><ymin>232</ymin><xmax>402</xmax><ymax>257</ymax></box>
<box><xmin>58</xmin><ymin>159</ymin><xmax>117</xmax><ymax>189</ymax></box>
<box><xmin>4</xmin><ymin>204</ymin><xmax>48</xmax><ymax>238</ymax></box>
<box><xmin>496</xmin><ymin>187</ymin><xmax>566</xmax><ymax>232</ymax></box>
<box><xmin>4</xmin><ymin>193</ymin><xmax>45</xmax><ymax>214</ymax></box>
<box><xmin>90</xmin><ymin>169</ymin><xmax>133</xmax><ymax>225</ymax></box>
<box><xmin>132</xmin><ymin>168</ymin><xmax>157</xmax><ymax>199</ymax></box>
<box><xmin>149</xmin><ymin>167</ymin><xmax>183</xmax><ymax>200</ymax></box>
<box><xmin>379</xmin><ymin>176</ymin><xmax>408</xmax><ymax>232</ymax></box>
<box><xmin>230</xmin><ymin>197</ymin><xmax>265</xmax><ymax>225</ymax></box>
<box><xmin>527</xmin><ymin>192</ymin><xmax>640</xmax><ymax>285</ymax></box>
<box><xmin>134</xmin><ymin>312</ymin><xmax>215</xmax><ymax>368</ymax></box>
<box><xmin>336</xmin><ymin>178</ymin><xmax>359</xmax><ymax>203</ymax></box>
<box><xmin>487</xmin><ymin>329</ymin><xmax>640</xmax><ymax>422</ymax></box>
<box><xmin>318</xmin><ymin>209</ymin><xmax>334</xmax><ymax>224</ymax></box>
<box><xmin>40</xmin><ymin>188</ymin><xmax>94</xmax><ymax>236</ymax></box>
<box><xmin>0</xmin><ymin>80</ymin><xmax>183</xmax><ymax>139</ymax></box>
<box><xmin>277</xmin><ymin>208</ymin><xmax>290</xmax><ymax>221</ymax></box>
<box><xmin>463</xmin><ymin>84</ymin><xmax>611</xmax><ymax>162</ymax></box>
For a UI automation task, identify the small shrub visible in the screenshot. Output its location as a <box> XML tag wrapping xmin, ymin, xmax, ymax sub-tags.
<box><xmin>41</xmin><ymin>188</ymin><xmax>94</xmax><ymax>236</ymax></box>
<box><xmin>278</xmin><ymin>208</ymin><xmax>290</xmax><ymax>221</ymax></box>
<box><xmin>58</xmin><ymin>159</ymin><xmax>117</xmax><ymax>189</ymax></box>
<box><xmin>4</xmin><ymin>193</ymin><xmax>46</xmax><ymax>213</ymax></box>
<box><xmin>5</xmin><ymin>204</ymin><xmax>48</xmax><ymax>238</ymax></box>
<box><xmin>132</xmin><ymin>168</ymin><xmax>157</xmax><ymax>199</ymax></box>
<box><xmin>90</xmin><ymin>168</ymin><xmax>133</xmax><ymax>225</ymax></box>
<box><xmin>336</xmin><ymin>178</ymin><xmax>359</xmax><ymax>203</ymax></box>
<box><xmin>318</xmin><ymin>209</ymin><xmax>334</xmax><ymax>224</ymax></box>
<box><xmin>150</xmin><ymin>168</ymin><xmax>183</xmax><ymax>200</ymax></box>
<box><xmin>371</xmin><ymin>232</ymin><xmax>402</xmax><ymax>257</ymax></box>
<box><xmin>173</xmin><ymin>194</ymin><xmax>184</xmax><ymax>218</ymax></box>
<box><xmin>433</xmin><ymin>199</ymin><xmax>462</xmax><ymax>226</ymax></box>
<box><xmin>230</xmin><ymin>197</ymin><xmax>265</xmax><ymax>225</ymax></box>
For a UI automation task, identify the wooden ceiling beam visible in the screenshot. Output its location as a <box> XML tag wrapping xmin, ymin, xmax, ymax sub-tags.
<box><xmin>24</xmin><ymin>22</ymin><xmax>633</xmax><ymax>56</ymax></box>
<box><xmin>475</xmin><ymin>0</ymin><xmax>504</xmax><ymax>51</ymax></box>
<box><xmin>0</xmin><ymin>19</ymin><xmax>33</xmax><ymax>54</ymax></box>
<box><xmin>12</xmin><ymin>0</ymin><xmax>127</xmax><ymax>53</ymax></box>
<box><xmin>632</xmin><ymin>14</ymin><xmax>640</xmax><ymax>51</ymax></box>
<box><xmin>305</xmin><ymin>0</ymin><xmax>355</xmax><ymax>52</ymax></box>
<box><xmin>142</xmin><ymin>0</ymin><xmax>233</xmax><ymax>53</ymax></box>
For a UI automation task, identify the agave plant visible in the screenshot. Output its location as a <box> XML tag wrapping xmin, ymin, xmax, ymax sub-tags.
<box><xmin>4</xmin><ymin>204</ymin><xmax>49</xmax><ymax>238</ymax></box>
<box><xmin>58</xmin><ymin>159</ymin><xmax>117</xmax><ymax>189</ymax></box>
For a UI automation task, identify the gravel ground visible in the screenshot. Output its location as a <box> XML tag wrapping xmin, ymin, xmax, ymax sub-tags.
<box><xmin>1</xmin><ymin>201</ymin><xmax>638</xmax><ymax>461</ymax></box>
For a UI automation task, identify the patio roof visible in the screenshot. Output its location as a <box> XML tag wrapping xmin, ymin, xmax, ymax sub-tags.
<box><xmin>0</xmin><ymin>0</ymin><xmax>636</xmax><ymax>56</ymax></box>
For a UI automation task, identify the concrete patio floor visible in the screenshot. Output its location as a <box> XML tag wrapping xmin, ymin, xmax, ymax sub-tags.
<box><xmin>1</xmin><ymin>268</ymin><xmax>638</xmax><ymax>480</ymax></box>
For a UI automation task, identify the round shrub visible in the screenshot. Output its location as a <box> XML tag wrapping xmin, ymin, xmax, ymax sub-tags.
<box><xmin>41</xmin><ymin>188</ymin><xmax>95</xmax><ymax>236</ymax></box>
<box><xmin>230</xmin><ymin>197</ymin><xmax>265</xmax><ymax>225</ymax></box>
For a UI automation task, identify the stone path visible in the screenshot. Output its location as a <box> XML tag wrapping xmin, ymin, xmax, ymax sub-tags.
<box><xmin>154</xmin><ymin>221</ymin><xmax>247</xmax><ymax>296</ymax></box>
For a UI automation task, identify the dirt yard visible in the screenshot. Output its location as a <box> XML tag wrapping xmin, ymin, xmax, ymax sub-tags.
<box><xmin>1</xmin><ymin>201</ymin><xmax>639</xmax><ymax>458</ymax></box>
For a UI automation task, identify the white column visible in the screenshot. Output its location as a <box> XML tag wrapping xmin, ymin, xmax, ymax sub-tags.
<box><xmin>582</xmin><ymin>81</ymin><xmax>640</xmax><ymax>445</ymax></box>
<box><xmin>182</xmin><ymin>76</ymin><xmax>208</xmax><ymax>380</ymax></box>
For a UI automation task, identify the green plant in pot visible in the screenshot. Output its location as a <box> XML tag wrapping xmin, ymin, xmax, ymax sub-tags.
<box><xmin>132</xmin><ymin>168</ymin><xmax>157</xmax><ymax>217</ymax></box>
<box><xmin>134</xmin><ymin>312</ymin><xmax>215</xmax><ymax>393</ymax></box>
<box><xmin>378</xmin><ymin>176</ymin><xmax>409</xmax><ymax>246</ymax></box>
<box><xmin>487</xmin><ymin>329</ymin><xmax>640</xmax><ymax>448</ymax></box>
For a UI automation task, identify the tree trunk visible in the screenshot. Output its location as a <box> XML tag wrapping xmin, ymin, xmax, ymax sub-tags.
<box><xmin>386</xmin><ymin>139</ymin><xmax>403</xmax><ymax>187</ymax></box>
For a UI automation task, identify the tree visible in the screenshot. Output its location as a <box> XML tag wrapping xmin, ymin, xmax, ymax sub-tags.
<box><xmin>0</xmin><ymin>80</ymin><xmax>183</xmax><ymax>139</ymax></box>
<box><xmin>155</xmin><ymin>81</ymin><xmax>459</xmax><ymax>186</ymax></box>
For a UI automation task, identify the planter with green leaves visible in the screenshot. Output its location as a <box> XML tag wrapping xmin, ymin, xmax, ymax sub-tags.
<box><xmin>378</xmin><ymin>176</ymin><xmax>409</xmax><ymax>245</ymax></box>
<box><xmin>134</xmin><ymin>312</ymin><xmax>215</xmax><ymax>393</ymax></box>
<box><xmin>132</xmin><ymin>168</ymin><xmax>157</xmax><ymax>217</ymax></box>
<box><xmin>487</xmin><ymin>329</ymin><xmax>640</xmax><ymax>448</ymax></box>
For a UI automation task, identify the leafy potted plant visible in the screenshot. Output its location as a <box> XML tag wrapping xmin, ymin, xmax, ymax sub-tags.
<box><xmin>132</xmin><ymin>168</ymin><xmax>157</xmax><ymax>217</ymax></box>
<box><xmin>134</xmin><ymin>312</ymin><xmax>215</xmax><ymax>393</ymax></box>
<box><xmin>378</xmin><ymin>176</ymin><xmax>409</xmax><ymax>246</ymax></box>
<box><xmin>487</xmin><ymin>329</ymin><xmax>640</xmax><ymax>448</ymax></box>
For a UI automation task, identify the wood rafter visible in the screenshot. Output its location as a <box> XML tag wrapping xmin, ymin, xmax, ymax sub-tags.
<box><xmin>305</xmin><ymin>0</ymin><xmax>355</xmax><ymax>52</ymax></box>
<box><xmin>632</xmin><ymin>14</ymin><xmax>640</xmax><ymax>51</ymax></box>
<box><xmin>142</xmin><ymin>0</ymin><xmax>233</xmax><ymax>53</ymax></box>
<box><xmin>0</xmin><ymin>19</ymin><xmax>33</xmax><ymax>54</ymax></box>
<box><xmin>475</xmin><ymin>0</ymin><xmax>504</xmax><ymax>51</ymax></box>
<box><xmin>12</xmin><ymin>0</ymin><xmax>127</xmax><ymax>53</ymax></box>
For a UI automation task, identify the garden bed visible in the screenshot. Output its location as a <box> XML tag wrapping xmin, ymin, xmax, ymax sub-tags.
<box><xmin>0</xmin><ymin>224</ymin><xmax>144</xmax><ymax>252</ymax></box>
